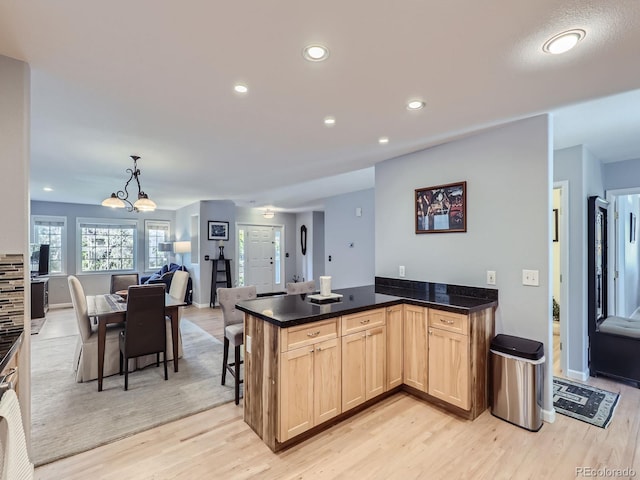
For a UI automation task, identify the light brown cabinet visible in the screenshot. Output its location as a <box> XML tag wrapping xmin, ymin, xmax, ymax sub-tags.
<box><xmin>342</xmin><ymin>309</ymin><xmax>387</xmax><ymax>412</ymax></box>
<box><xmin>428</xmin><ymin>326</ymin><xmax>470</xmax><ymax>410</ymax></box>
<box><xmin>386</xmin><ymin>305</ymin><xmax>403</xmax><ymax>390</ymax></box>
<box><xmin>279</xmin><ymin>336</ymin><xmax>341</xmax><ymax>442</ymax></box>
<box><xmin>403</xmin><ymin>305</ymin><xmax>428</xmax><ymax>392</ymax></box>
<box><xmin>427</xmin><ymin>309</ymin><xmax>475</xmax><ymax>410</ymax></box>
<box><xmin>244</xmin><ymin>301</ymin><xmax>494</xmax><ymax>452</ymax></box>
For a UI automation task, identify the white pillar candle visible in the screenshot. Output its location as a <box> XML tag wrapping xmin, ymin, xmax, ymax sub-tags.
<box><xmin>320</xmin><ymin>276</ymin><xmax>332</xmax><ymax>297</ymax></box>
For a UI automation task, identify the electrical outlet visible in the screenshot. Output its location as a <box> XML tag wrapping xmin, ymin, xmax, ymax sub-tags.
<box><xmin>522</xmin><ymin>269</ymin><xmax>539</xmax><ymax>286</ymax></box>
<box><xmin>487</xmin><ymin>270</ymin><xmax>496</xmax><ymax>285</ymax></box>
<box><xmin>399</xmin><ymin>265</ymin><xmax>406</xmax><ymax>277</ymax></box>
<box><xmin>246</xmin><ymin>335</ymin><xmax>252</xmax><ymax>354</ymax></box>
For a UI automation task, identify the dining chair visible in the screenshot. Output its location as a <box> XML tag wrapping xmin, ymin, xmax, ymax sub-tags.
<box><xmin>119</xmin><ymin>284</ymin><xmax>167</xmax><ymax>390</ymax></box>
<box><xmin>110</xmin><ymin>273</ymin><xmax>140</xmax><ymax>294</ymax></box>
<box><xmin>68</xmin><ymin>275</ymin><xmax>124</xmax><ymax>382</ymax></box>
<box><xmin>286</xmin><ymin>280</ymin><xmax>316</xmax><ymax>294</ymax></box>
<box><xmin>217</xmin><ymin>285</ymin><xmax>257</xmax><ymax>405</ymax></box>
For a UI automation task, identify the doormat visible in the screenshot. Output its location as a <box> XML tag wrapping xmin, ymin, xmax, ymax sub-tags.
<box><xmin>31</xmin><ymin>316</ymin><xmax>47</xmax><ymax>335</ymax></box>
<box><xmin>553</xmin><ymin>377</ymin><xmax>619</xmax><ymax>428</ymax></box>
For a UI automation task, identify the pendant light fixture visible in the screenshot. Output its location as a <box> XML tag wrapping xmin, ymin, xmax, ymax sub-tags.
<box><xmin>102</xmin><ymin>155</ymin><xmax>157</xmax><ymax>212</ymax></box>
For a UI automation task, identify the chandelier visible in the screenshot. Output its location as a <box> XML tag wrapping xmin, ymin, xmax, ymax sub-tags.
<box><xmin>101</xmin><ymin>155</ymin><xmax>157</xmax><ymax>212</ymax></box>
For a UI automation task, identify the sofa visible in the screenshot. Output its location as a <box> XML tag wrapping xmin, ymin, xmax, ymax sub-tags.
<box><xmin>141</xmin><ymin>263</ymin><xmax>193</xmax><ymax>304</ymax></box>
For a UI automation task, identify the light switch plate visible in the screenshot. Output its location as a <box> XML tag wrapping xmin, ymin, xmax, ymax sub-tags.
<box><xmin>399</xmin><ymin>265</ymin><xmax>406</xmax><ymax>277</ymax></box>
<box><xmin>487</xmin><ymin>270</ymin><xmax>496</xmax><ymax>285</ymax></box>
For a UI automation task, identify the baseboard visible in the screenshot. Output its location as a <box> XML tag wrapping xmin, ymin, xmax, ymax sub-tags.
<box><xmin>49</xmin><ymin>302</ymin><xmax>72</xmax><ymax>309</ymax></box>
<box><xmin>192</xmin><ymin>301</ymin><xmax>210</xmax><ymax>309</ymax></box>
<box><xmin>542</xmin><ymin>408</ymin><xmax>556</xmax><ymax>423</ymax></box>
<box><xmin>566</xmin><ymin>368</ymin><xmax>589</xmax><ymax>381</ymax></box>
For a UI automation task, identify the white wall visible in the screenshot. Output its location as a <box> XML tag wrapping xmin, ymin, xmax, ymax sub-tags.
<box><xmin>376</xmin><ymin>116</ymin><xmax>553</xmax><ymax>411</ymax></box>
<box><xmin>312</xmin><ymin>211</ymin><xmax>325</xmax><ymax>280</ymax></box>
<box><xmin>604</xmin><ymin>156</ymin><xmax>640</xmax><ymax>190</ymax></box>
<box><xmin>296</xmin><ymin>212</ymin><xmax>313</xmax><ymax>282</ymax></box>
<box><xmin>0</xmin><ymin>54</ymin><xmax>31</xmax><ymax>445</ymax></box>
<box><xmin>175</xmin><ymin>200</ymin><xmax>236</xmax><ymax>306</ymax></box>
<box><xmin>554</xmin><ymin>144</ymin><xmax>605</xmax><ymax>378</ymax></box>
<box><xmin>324</xmin><ymin>188</ymin><xmax>375</xmax><ymax>289</ymax></box>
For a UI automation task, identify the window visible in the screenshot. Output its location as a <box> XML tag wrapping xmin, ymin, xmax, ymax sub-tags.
<box><xmin>145</xmin><ymin>220</ymin><xmax>171</xmax><ymax>271</ymax></box>
<box><xmin>274</xmin><ymin>229</ymin><xmax>281</xmax><ymax>285</ymax></box>
<box><xmin>78</xmin><ymin>219</ymin><xmax>136</xmax><ymax>272</ymax></box>
<box><xmin>31</xmin><ymin>216</ymin><xmax>66</xmax><ymax>274</ymax></box>
<box><xmin>238</xmin><ymin>228</ymin><xmax>245</xmax><ymax>286</ymax></box>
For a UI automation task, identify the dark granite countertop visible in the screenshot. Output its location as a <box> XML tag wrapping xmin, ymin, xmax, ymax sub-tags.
<box><xmin>236</xmin><ymin>284</ymin><xmax>497</xmax><ymax>328</ymax></box>
<box><xmin>0</xmin><ymin>329</ymin><xmax>23</xmax><ymax>372</ymax></box>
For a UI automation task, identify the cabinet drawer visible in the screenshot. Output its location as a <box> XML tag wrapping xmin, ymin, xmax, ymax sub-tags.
<box><xmin>428</xmin><ymin>309</ymin><xmax>468</xmax><ymax>335</ymax></box>
<box><xmin>341</xmin><ymin>309</ymin><xmax>386</xmax><ymax>336</ymax></box>
<box><xmin>281</xmin><ymin>319</ymin><xmax>338</xmax><ymax>352</ymax></box>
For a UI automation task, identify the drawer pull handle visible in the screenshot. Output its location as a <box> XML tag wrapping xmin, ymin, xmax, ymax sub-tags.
<box><xmin>360</xmin><ymin>319</ymin><xmax>370</xmax><ymax>324</ymax></box>
<box><xmin>307</xmin><ymin>331</ymin><xmax>320</xmax><ymax>337</ymax></box>
<box><xmin>440</xmin><ymin>319</ymin><xmax>455</xmax><ymax>325</ymax></box>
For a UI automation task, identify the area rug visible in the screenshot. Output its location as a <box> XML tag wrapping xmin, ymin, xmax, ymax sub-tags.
<box><xmin>30</xmin><ymin>319</ymin><xmax>237</xmax><ymax>466</ymax></box>
<box><xmin>30</xmin><ymin>316</ymin><xmax>47</xmax><ymax>334</ymax></box>
<box><xmin>553</xmin><ymin>377</ymin><xmax>619</xmax><ymax>428</ymax></box>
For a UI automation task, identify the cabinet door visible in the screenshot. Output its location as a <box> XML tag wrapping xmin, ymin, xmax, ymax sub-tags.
<box><xmin>386</xmin><ymin>306</ymin><xmax>403</xmax><ymax>390</ymax></box>
<box><xmin>365</xmin><ymin>326</ymin><xmax>386</xmax><ymax>400</ymax></box>
<box><xmin>314</xmin><ymin>338</ymin><xmax>342</xmax><ymax>425</ymax></box>
<box><xmin>403</xmin><ymin>305</ymin><xmax>428</xmax><ymax>392</ymax></box>
<box><xmin>428</xmin><ymin>327</ymin><xmax>470</xmax><ymax>410</ymax></box>
<box><xmin>279</xmin><ymin>346</ymin><xmax>314</xmax><ymax>441</ymax></box>
<box><xmin>342</xmin><ymin>332</ymin><xmax>367</xmax><ymax>411</ymax></box>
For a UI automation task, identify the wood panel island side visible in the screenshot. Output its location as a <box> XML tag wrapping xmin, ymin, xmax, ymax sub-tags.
<box><xmin>236</xmin><ymin>282</ymin><xmax>497</xmax><ymax>452</ymax></box>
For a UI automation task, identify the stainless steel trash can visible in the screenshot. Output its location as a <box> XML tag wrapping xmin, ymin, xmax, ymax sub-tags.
<box><xmin>490</xmin><ymin>334</ymin><xmax>544</xmax><ymax>432</ymax></box>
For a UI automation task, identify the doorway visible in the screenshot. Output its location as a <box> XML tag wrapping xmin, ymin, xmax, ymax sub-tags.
<box><xmin>605</xmin><ymin>188</ymin><xmax>640</xmax><ymax>318</ymax></box>
<box><xmin>553</xmin><ymin>181</ymin><xmax>569</xmax><ymax>376</ymax></box>
<box><xmin>237</xmin><ymin>224</ymin><xmax>284</xmax><ymax>294</ymax></box>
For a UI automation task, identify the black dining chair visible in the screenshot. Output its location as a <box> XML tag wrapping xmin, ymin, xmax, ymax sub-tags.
<box><xmin>110</xmin><ymin>273</ymin><xmax>140</xmax><ymax>294</ymax></box>
<box><xmin>119</xmin><ymin>284</ymin><xmax>167</xmax><ymax>390</ymax></box>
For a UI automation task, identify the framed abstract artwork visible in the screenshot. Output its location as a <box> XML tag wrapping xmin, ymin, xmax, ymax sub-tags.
<box><xmin>415</xmin><ymin>181</ymin><xmax>466</xmax><ymax>234</ymax></box>
<box><xmin>208</xmin><ymin>221</ymin><xmax>229</xmax><ymax>241</ymax></box>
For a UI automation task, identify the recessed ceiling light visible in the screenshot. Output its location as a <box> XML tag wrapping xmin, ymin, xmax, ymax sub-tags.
<box><xmin>407</xmin><ymin>100</ymin><xmax>425</xmax><ymax>111</ymax></box>
<box><xmin>43</xmin><ymin>187</ymin><xmax>53</xmax><ymax>192</ymax></box>
<box><xmin>303</xmin><ymin>44</ymin><xmax>329</xmax><ymax>62</ymax></box>
<box><xmin>324</xmin><ymin>116</ymin><xmax>336</xmax><ymax>126</ymax></box>
<box><xmin>234</xmin><ymin>84</ymin><xmax>248</xmax><ymax>94</ymax></box>
<box><xmin>542</xmin><ymin>29</ymin><xmax>586</xmax><ymax>54</ymax></box>
<box><xmin>378</xmin><ymin>137</ymin><xmax>389</xmax><ymax>144</ymax></box>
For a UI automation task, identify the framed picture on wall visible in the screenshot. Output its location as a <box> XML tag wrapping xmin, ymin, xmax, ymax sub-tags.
<box><xmin>415</xmin><ymin>181</ymin><xmax>467</xmax><ymax>234</ymax></box>
<box><xmin>208</xmin><ymin>221</ymin><xmax>229</xmax><ymax>241</ymax></box>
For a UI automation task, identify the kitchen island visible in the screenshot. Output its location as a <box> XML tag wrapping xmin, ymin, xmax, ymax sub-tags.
<box><xmin>236</xmin><ymin>280</ymin><xmax>497</xmax><ymax>452</ymax></box>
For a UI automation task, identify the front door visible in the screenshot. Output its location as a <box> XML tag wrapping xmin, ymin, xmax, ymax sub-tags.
<box><xmin>245</xmin><ymin>226</ymin><xmax>275</xmax><ymax>294</ymax></box>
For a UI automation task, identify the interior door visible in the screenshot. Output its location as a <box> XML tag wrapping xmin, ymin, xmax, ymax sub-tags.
<box><xmin>245</xmin><ymin>226</ymin><xmax>275</xmax><ymax>294</ymax></box>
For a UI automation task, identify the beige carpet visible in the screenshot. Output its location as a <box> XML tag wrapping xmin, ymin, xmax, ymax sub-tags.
<box><xmin>30</xmin><ymin>319</ymin><xmax>236</xmax><ymax>466</ymax></box>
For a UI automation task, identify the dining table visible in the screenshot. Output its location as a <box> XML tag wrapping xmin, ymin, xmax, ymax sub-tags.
<box><xmin>86</xmin><ymin>292</ymin><xmax>187</xmax><ymax>391</ymax></box>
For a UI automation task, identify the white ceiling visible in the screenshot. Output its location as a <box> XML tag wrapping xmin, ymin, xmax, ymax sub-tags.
<box><xmin>1</xmin><ymin>1</ymin><xmax>639</xmax><ymax>211</ymax></box>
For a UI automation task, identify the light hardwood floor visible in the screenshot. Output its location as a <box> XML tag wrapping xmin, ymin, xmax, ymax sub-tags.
<box><xmin>34</xmin><ymin>309</ymin><xmax>640</xmax><ymax>480</ymax></box>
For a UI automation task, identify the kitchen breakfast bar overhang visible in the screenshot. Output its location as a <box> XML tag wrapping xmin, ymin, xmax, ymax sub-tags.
<box><xmin>236</xmin><ymin>279</ymin><xmax>498</xmax><ymax>452</ymax></box>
